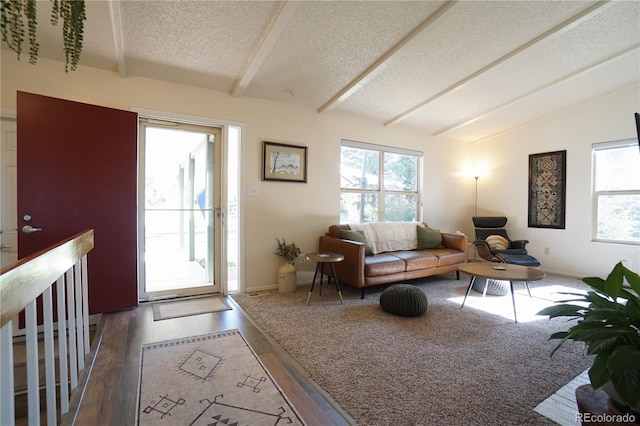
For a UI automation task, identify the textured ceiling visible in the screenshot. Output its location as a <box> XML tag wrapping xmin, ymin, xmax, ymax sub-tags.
<box><xmin>9</xmin><ymin>0</ymin><xmax>640</xmax><ymax>142</ymax></box>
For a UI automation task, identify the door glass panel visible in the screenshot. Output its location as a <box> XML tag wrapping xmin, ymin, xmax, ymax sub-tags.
<box><xmin>144</xmin><ymin>127</ymin><xmax>215</xmax><ymax>293</ymax></box>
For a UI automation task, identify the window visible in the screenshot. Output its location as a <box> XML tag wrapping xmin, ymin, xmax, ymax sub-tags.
<box><xmin>592</xmin><ymin>139</ymin><xmax>640</xmax><ymax>244</ymax></box>
<box><xmin>340</xmin><ymin>140</ymin><xmax>422</xmax><ymax>224</ymax></box>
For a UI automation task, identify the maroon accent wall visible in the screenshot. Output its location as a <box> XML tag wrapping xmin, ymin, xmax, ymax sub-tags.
<box><xmin>17</xmin><ymin>92</ymin><xmax>138</xmax><ymax>313</ymax></box>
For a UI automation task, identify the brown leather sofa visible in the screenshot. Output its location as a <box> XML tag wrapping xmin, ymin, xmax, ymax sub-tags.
<box><xmin>318</xmin><ymin>223</ymin><xmax>468</xmax><ymax>298</ymax></box>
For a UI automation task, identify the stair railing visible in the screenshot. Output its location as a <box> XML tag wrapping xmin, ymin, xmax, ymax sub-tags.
<box><xmin>0</xmin><ymin>229</ymin><xmax>94</xmax><ymax>426</ymax></box>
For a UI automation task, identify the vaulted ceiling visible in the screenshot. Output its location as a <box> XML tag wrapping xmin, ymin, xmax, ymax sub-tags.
<box><xmin>11</xmin><ymin>0</ymin><xmax>640</xmax><ymax>142</ymax></box>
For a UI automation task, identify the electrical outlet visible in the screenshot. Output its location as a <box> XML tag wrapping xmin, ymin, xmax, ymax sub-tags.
<box><xmin>544</xmin><ymin>247</ymin><xmax>550</xmax><ymax>255</ymax></box>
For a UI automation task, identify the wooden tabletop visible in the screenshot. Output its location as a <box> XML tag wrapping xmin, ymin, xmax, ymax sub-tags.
<box><xmin>305</xmin><ymin>252</ymin><xmax>344</xmax><ymax>263</ymax></box>
<box><xmin>458</xmin><ymin>262</ymin><xmax>544</xmax><ymax>282</ymax></box>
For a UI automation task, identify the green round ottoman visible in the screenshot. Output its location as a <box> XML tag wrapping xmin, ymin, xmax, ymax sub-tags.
<box><xmin>380</xmin><ymin>284</ymin><xmax>428</xmax><ymax>317</ymax></box>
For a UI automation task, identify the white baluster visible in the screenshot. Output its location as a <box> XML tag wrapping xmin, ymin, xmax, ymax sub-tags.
<box><xmin>0</xmin><ymin>320</ymin><xmax>15</xmax><ymax>426</ymax></box>
<box><xmin>81</xmin><ymin>255</ymin><xmax>90</xmax><ymax>355</ymax></box>
<box><xmin>42</xmin><ymin>286</ymin><xmax>57</xmax><ymax>426</ymax></box>
<box><xmin>74</xmin><ymin>261</ymin><xmax>84</xmax><ymax>370</ymax></box>
<box><xmin>66</xmin><ymin>269</ymin><xmax>78</xmax><ymax>389</ymax></box>
<box><xmin>56</xmin><ymin>276</ymin><xmax>69</xmax><ymax>414</ymax></box>
<box><xmin>25</xmin><ymin>300</ymin><xmax>41</xmax><ymax>425</ymax></box>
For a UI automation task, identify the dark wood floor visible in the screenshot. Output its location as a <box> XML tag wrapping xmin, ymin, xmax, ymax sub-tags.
<box><xmin>69</xmin><ymin>296</ymin><xmax>355</xmax><ymax>426</ymax></box>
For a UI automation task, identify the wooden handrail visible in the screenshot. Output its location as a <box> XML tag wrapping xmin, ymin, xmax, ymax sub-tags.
<box><xmin>0</xmin><ymin>229</ymin><xmax>94</xmax><ymax>328</ymax></box>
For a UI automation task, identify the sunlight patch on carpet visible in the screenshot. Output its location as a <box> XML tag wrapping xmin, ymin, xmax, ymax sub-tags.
<box><xmin>448</xmin><ymin>284</ymin><xmax>586</xmax><ymax>323</ymax></box>
<box><xmin>137</xmin><ymin>330</ymin><xmax>305</xmax><ymax>425</ymax></box>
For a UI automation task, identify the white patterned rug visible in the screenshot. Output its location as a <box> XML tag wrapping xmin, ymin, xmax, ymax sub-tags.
<box><xmin>137</xmin><ymin>330</ymin><xmax>305</xmax><ymax>425</ymax></box>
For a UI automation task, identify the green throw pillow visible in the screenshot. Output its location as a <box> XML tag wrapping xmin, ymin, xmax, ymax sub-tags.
<box><xmin>417</xmin><ymin>225</ymin><xmax>443</xmax><ymax>249</ymax></box>
<box><xmin>340</xmin><ymin>230</ymin><xmax>374</xmax><ymax>256</ymax></box>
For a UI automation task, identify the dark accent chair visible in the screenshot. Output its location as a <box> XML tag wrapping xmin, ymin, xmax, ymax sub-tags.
<box><xmin>472</xmin><ymin>216</ymin><xmax>541</xmax><ymax>268</ymax></box>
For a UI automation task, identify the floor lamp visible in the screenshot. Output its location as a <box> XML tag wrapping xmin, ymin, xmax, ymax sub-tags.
<box><xmin>474</xmin><ymin>175</ymin><xmax>479</xmax><ymax>216</ymax></box>
<box><xmin>473</xmin><ymin>175</ymin><xmax>479</xmax><ymax>260</ymax></box>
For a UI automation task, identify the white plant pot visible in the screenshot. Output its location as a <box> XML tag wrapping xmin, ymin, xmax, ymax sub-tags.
<box><xmin>278</xmin><ymin>262</ymin><xmax>297</xmax><ymax>293</ymax></box>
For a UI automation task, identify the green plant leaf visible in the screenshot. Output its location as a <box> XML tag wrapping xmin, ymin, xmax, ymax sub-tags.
<box><xmin>605</xmin><ymin>262</ymin><xmax>626</xmax><ymax>298</ymax></box>
<box><xmin>537</xmin><ymin>304</ymin><xmax>585</xmax><ymax>318</ymax></box>
<box><xmin>589</xmin><ymin>354</ymin><xmax>610</xmax><ymax>389</ymax></box>
<box><xmin>582</xmin><ymin>276</ymin><xmax>606</xmax><ymax>293</ymax></box>
<box><xmin>623</xmin><ymin>266</ymin><xmax>640</xmax><ymax>296</ymax></box>
<box><xmin>608</xmin><ymin>348</ymin><xmax>640</xmax><ymax>410</ymax></box>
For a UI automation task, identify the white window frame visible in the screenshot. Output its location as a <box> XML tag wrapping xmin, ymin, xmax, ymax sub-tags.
<box><xmin>591</xmin><ymin>138</ymin><xmax>640</xmax><ymax>245</ymax></box>
<box><xmin>340</xmin><ymin>139</ymin><xmax>423</xmax><ymax>224</ymax></box>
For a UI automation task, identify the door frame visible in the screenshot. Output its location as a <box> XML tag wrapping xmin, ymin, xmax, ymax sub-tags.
<box><xmin>134</xmin><ymin>109</ymin><xmax>244</xmax><ymax>301</ymax></box>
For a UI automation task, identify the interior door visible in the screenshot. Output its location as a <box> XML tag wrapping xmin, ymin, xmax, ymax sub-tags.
<box><xmin>17</xmin><ymin>92</ymin><xmax>138</xmax><ymax>313</ymax></box>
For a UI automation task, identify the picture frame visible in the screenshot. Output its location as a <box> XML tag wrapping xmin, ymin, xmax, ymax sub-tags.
<box><xmin>262</xmin><ymin>141</ymin><xmax>308</xmax><ymax>183</ymax></box>
<box><xmin>528</xmin><ymin>150</ymin><xmax>566</xmax><ymax>229</ymax></box>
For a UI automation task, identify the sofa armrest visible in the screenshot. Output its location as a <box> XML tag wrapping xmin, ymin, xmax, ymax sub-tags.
<box><xmin>441</xmin><ymin>232</ymin><xmax>468</xmax><ymax>252</ymax></box>
<box><xmin>318</xmin><ymin>235</ymin><xmax>365</xmax><ymax>288</ymax></box>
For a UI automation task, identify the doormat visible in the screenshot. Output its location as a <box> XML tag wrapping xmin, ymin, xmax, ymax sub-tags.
<box><xmin>152</xmin><ymin>297</ymin><xmax>232</xmax><ymax>321</ymax></box>
<box><xmin>137</xmin><ymin>330</ymin><xmax>306</xmax><ymax>425</ymax></box>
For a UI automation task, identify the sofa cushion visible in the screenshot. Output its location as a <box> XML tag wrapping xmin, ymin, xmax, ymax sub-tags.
<box><xmin>430</xmin><ymin>248</ymin><xmax>468</xmax><ymax>267</ymax></box>
<box><xmin>416</xmin><ymin>226</ymin><xmax>443</xmax><ymax>249</ymax></box>
<box><xmin>392</xmin><ymin>251</ymin><xmax>438</xmax><ymax>271</ymax></box>
<box><xmin>364</xmin><ymin>254</ymin><xmax>406</xmax><ymax>276</ymax></box>
<box><xmin>340</xmin><ymin>229</ymin><xmax>374</xmax><ymax>256</ymax></box>
<box><xmin>485</xmin><ymin>234</ymin><xmax>509</xmax><ymax>251</ymax></box>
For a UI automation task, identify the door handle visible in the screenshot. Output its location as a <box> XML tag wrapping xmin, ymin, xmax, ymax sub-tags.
<box><xmin>22</xmin><ymin>225</ymin><xmax>43</xmax><ymax>234</ymax></box>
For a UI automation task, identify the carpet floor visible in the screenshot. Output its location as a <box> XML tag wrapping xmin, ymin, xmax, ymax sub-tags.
<box><xmin>232</xmin><ymin>273</ymin><xmax>593</xmax><ymax>425</ymax></box>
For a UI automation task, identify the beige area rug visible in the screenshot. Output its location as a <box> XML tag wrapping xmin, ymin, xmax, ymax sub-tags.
<box><xmin>137</xmin><ymin>330</ymin><xmax>305</xmax><ymax>425</ymax></box>
<box><xmin>233</xmin><ymin>274</ymin><xmax>594</xmax><ymax>426</ymax></box>
<box><xmin>152</xmin><ymin>297</ymin><xmax>231</xmax><ymax>321</ymax></box>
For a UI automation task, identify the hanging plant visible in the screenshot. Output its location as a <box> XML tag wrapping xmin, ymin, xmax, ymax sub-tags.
<box><xmin>1</xmin><ymin>0</ymin><xmax>86</xmax><ymax>72</ymax></box>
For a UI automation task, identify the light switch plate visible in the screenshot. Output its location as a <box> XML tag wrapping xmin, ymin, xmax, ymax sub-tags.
<box><xmin>248</xmin><ymin>185</ymin><xmax>259</xmax><ymax>197</ymax></box>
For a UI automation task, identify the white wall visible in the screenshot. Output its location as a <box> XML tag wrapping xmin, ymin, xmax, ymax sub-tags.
<box><xmin>1</xmin><ymin>51</ymin><xmax>470</xmax><ymax>292</ymax></box>
<box><xmin>4</xmin><ymin>52</ymin><xmax>636</xmax><ymax>288</ymax></box>
<box><xmin>467</xmin><ymin>85</ymin><xmax>640</xmax><ymax>278</ymax></box>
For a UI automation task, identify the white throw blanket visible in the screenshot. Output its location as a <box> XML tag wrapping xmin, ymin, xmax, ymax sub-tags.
<box><xmin>350</xmin><ymin>222</ymin><xmax>424</xmax><ymax>254</ymax></box>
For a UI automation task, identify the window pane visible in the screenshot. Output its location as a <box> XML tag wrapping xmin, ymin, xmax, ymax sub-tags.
<box><xmin>596</xmin><ymin>194</ymin><xmax>640</xmax><ymax>242</ymax></box>
<box><xmin>384</xmin><ymin>153</ymin><xmax>417</xmax><ymax>191</ymax></box>
<box><xmin>340</xmin><ymin>147</ymin><xmax>379</xmax><ymax>190</ymax></box>
<box><xmin>340</xmin><ymin>192</ymin><xmax>378</xmax><ymax>224</ymax></box>
<box><xmin>384</xmin><ymin>194</ymin><xmax>417</xmax><ymax>222</ymax></box>
<box><xmin>594</xmin><ymin>145</ymin><xmax>640</xmax><ymax>191</ymax></box>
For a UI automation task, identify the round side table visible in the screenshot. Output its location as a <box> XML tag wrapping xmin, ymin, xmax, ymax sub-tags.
<box><xmin>305</xmin><ymin>252</ymin><xmax>345</xmax><ymax>305</ymax></box>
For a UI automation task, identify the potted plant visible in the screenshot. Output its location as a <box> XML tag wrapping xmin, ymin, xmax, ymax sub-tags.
<box><xmin>274</xmin><ymin>238</ymin><xmax>301</xmax><ymax>293</ymax></box>
<box><xmin>538</xmin><ymin>262</ymin><xmax>640</xmax><ymax>413</ymax></box>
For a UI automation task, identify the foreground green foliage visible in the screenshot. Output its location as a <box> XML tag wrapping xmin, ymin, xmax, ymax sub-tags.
<box><xmin>538</xmin><ymin>262</ymin><xmax>640</xmax><ymax>410</ymax></box>
<box><xmin>1</xmin><ymin>0</ymin><xmax>86</xmax><ymax>72</ymax></box>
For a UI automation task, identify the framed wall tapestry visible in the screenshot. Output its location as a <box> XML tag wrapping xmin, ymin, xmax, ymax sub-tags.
<box><xmin>528</xmin><ymin>150</ymin><xmax>566</xmax><ymax>229</ymax></box>
<box><xmin>262</xmin><ymin>141</ymin><xmax>307</xmax><ymax>183</ymax></box>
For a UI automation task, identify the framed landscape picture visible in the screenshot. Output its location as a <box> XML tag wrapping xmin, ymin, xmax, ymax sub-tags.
<box><xmin>528</xmin><ymin>150</ymin><xmax>566</xmax><ymax>229</ymax></box>
<box><xmin>262</xmin><ymin>141</ymin><xmax>307</xmax><ymax>183</ymax></box>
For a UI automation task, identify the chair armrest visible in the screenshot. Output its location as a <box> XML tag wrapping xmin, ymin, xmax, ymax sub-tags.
<box><xmin>472</xmin><ymin>240</ymin><xmax>503</xmax><ymax>263</ymax></box>
<box><xmin>441</xmin><ymin>232</ymin><xmax>468</xmax><ymax>252</ymax></box>
<box><xmin>510</xmin><ymin>240</ymin><xmax>529</xmax><ymax>250</ymax></box>
<box><xmin>318</xmin><ymin>236</ymin><xmax>365</xmax><ymax>287</ymax></box>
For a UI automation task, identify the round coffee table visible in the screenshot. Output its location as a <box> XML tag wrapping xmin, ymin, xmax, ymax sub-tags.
<box><xmin>458</xmin><ymin>262</ymin><xmax>544</xmax><ymax>323</ymax></box>
<box><xmin>305</xmin><ymin>252</ymin><xmax>345</xmax><ymax>305</ymax></box>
